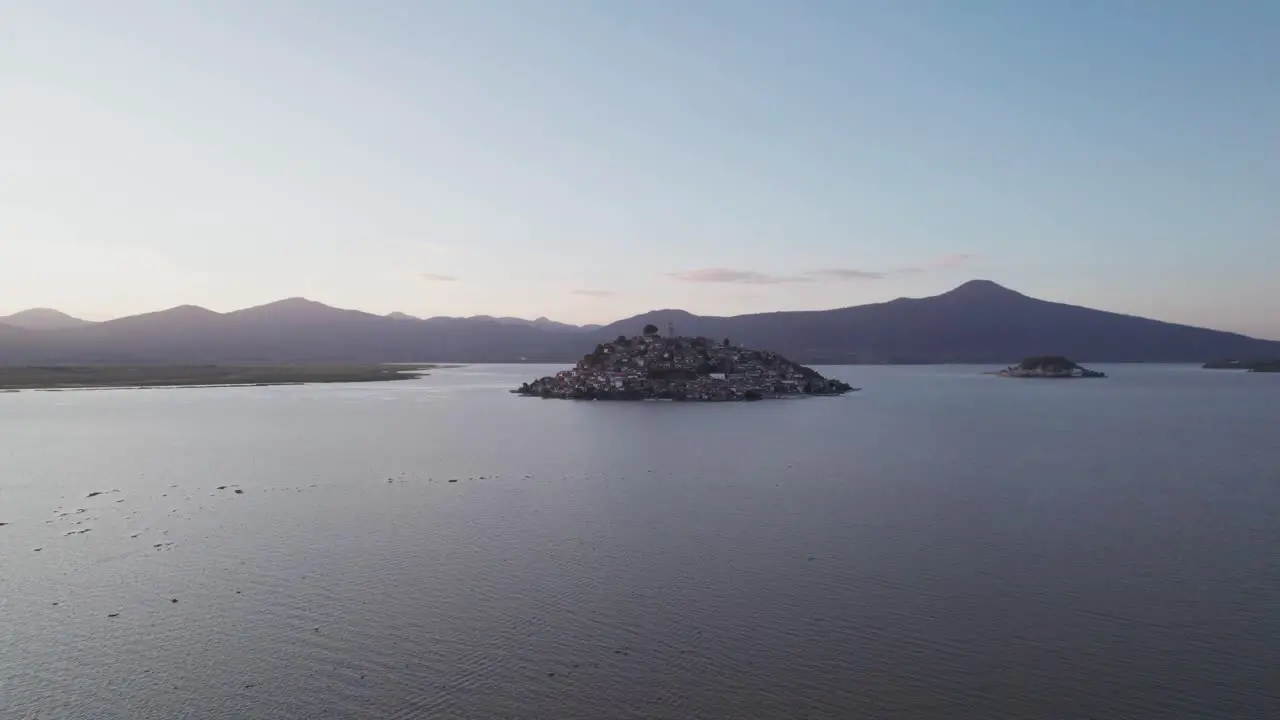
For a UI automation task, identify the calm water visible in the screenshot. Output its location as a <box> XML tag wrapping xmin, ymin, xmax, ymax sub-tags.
<box><xmin>2</xmin><ymin>365</ymin><xmax>1278</xmax><ymax>719</ymax></box>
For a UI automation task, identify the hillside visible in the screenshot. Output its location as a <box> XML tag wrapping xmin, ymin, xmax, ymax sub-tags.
<box><xmin>0</xmin><ymin>300</ymin><xmax>571</xmax><ymax>364</ymax></box>
<box><xmin>591</xmin><ymin>281</ymin><xmax>1280</xmax><ymax>364</ymax></box>
<box><xmin>1</xmin><ymin>281</ymin><xmax>1277</xmax><ymax>364</ymax></box>
<box><xmin>0</xmin><ymin>308</ymin><xmax>94</xmax><ymax>330</ymax></box>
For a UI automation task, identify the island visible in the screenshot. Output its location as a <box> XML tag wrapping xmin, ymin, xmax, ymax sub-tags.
<box><xmin>0</xmin><ymin>364</ymin><xmax>445</xmax><ymax>391</ymax></box>
<box><xmin>514</xmin><ymin>327</ymin><xmax>856</xmax><ymax>401</ymax></box>
<box><xmin>1203</xmin><ymin>359</ymin><xmax>1280</xmax><ymax>372</ymax></box>
<box><xmin>995</xmin><ymin>356</ymin><xmax>1106</xmax><ymax>379</ymax></box>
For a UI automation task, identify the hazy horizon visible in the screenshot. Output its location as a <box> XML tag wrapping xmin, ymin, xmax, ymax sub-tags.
<box><xmin>4</xmin><ymin>278</ymin><xmax>1280</xmax><ymax>343</ymax></box>
<box><xmin>5</xmin><ymin>2</ymin><xmax>1277</xmax><ymax>336</ymax></box>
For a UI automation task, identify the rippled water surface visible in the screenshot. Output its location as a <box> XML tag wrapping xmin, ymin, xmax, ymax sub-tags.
<box><xmin>3</xmin><ymin>364</ymin><xmax>1279</xmax><ymax>719</ymax></box>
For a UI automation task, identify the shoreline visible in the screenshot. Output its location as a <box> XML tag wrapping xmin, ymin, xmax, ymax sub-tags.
<box><xmin>0</xmin><ymin>364</ymin><xmax>458</xmax><ymax>392</ymax></box>
<box><xmin>513</xmin><ymin>389</ymin><xmax>858</xmax><ymax>401</ymax></box>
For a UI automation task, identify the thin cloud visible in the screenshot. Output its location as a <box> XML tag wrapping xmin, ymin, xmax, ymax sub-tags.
<box><xmin>421</xmin><ymin>243</ymin><xmax>456</xmax><ymax>256</ymax></box>
<box><xmin>937</xmin><ymin>253</ymin><xmax>975</xmax><ymax>268</ymax></box>
<box><xmin>667</xmin><ymin>268</ymin><xmax>813</xmax><ymax>285</ymax></box>
<box><xmin>668</xmin><ymin>255</ymin><xmax>974</xmax><ymax>286</ymax></box>
<box><xmin>570</xmin><ymin>289</ymin><xmax>615</xmax><ymax>297</ymax></box>
<box><xmin>805</xmin><ymin>268</ymin><xmax>887</xmax><ymax>281</ymax></box>
<box><xmin>419</xmin><ymin>272</ymin><xmax>458</xmax><ymax>282</ymax></box>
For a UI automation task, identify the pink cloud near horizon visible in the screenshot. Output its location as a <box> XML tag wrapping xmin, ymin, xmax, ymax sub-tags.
<box><xmin>666</xmin><ymin>268</ymin><xmax>813</xmax><ymax>285</ymax></box>
<box><xmin>805</xmin><ymin>268</ymin><xmax>887</xmax><ymax>280</ymax></box>
<box><xmin>667</xmin><ymin>255</ymin><xmax>975</xmax><ymax>286</ymax></box>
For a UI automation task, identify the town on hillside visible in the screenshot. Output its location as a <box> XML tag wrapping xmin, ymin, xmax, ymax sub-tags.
<box><xmin>514</xmin><ymin>324</ymin><xmax>855</xmax><ymax>401</ymax></box>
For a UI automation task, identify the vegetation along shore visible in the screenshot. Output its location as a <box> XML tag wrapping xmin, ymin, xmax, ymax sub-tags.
<box><xmin>0</xmin><ymin>364</ymin><xmax>446</xmax><ymax>391</ymax></box>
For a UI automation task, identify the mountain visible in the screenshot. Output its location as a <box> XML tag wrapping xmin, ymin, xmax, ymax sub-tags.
<box><xmin>530</xmin><ymin>316</ymin><xmax>593</xmax><ymax>333</ymax></box>
<box><xmin>1</xmin><ymin>281</ymin><xmax>1277</xmax><ymax>364</ymax></box>
<box><xmin>0</xmin><ymin>308</ymin><xmax>94</xmax><ymax>330</ymax></box>
<box><xmin>0</xmin><ymin>299</ymin><xmax>573</xmax><ymax>364</ymax></box>
<box><xmin>428</xmin><ymin>315</ymin><xmax>590</xmax><ymax>333</ymax></box>
<box><xmin>388</xmin><ymin>312</ymin><xmax>592</xmax><ymax>332</ymax></box>
<box><xmin>592</xmin><ymin>280</ymin><xmax>1280</xmax><ymax>364</ymax></box>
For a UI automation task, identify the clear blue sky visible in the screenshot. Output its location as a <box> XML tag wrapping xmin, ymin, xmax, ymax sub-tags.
<box><xmin>3</xmin><ymin>1</ymin><xmax>1277</xmax><ymax>336</ymax></box>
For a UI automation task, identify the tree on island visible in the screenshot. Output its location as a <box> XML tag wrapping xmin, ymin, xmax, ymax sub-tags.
<box><xmin>1018</xmin><ymin>356</ymin><xmax>1078</xmax><ymax>372</ymax></box>
<box><xmin>643</xmin><ymin>324</ymin><xmax>660</xmax><ymax>336</ymax></box>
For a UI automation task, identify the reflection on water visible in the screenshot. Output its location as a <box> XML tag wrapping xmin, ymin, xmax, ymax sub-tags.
<box><xmin>2</xmin><ymin>364</ymin><xmax>1279</xmax><ymax>719</ymax></box>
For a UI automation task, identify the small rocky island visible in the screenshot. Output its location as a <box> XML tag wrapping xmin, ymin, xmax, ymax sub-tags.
<box><xmin>996</xmin><ymin>356</ymin><xmax>1106</xmax><ymax>379</ymax></box>
<box><xmin>515</xmin><ymin>326</ymin><xmax>855</xmax><ymax>401</ymax></box>
<box><xmin>1203</xmin><ymin>359</ymin><xmax>1280</xmax><ymax>372</ymax></box>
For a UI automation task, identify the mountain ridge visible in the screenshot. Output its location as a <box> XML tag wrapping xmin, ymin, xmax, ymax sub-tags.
<box><xmin>2</xmin><ymin>281</ymin><xmax>1277</xmax><ymax>364</ymax></box>
<box><xmin>0</xmin><ymin>308</ymin><xmax>95</xmax><ymax>330</ymax></box>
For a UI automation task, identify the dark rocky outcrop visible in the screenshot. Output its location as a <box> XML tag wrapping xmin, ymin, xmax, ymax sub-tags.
<box><xmin>996</xmin><ymin>356</ymin><xmax>1105</xmax><ymax>378</ymax></box>
<box><xmin>515</xmin><ymin>334</ymin><xmax>854</xmax><ymax>401</ymax></box>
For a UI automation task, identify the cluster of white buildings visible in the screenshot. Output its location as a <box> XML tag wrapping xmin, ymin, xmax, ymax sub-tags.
<box><xmin>515</xmin><ymin>332</ymin><xmax>853</xmax><ymax>401</ymax></box>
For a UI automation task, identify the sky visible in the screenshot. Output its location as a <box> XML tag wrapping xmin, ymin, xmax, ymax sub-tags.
<box><xmin>3</xmin><ymin>1</ymin><xmax>1278</xmax><ymax>335</ymax></box>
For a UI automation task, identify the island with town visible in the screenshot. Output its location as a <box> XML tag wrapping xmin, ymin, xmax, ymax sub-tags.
<box><xmin>996</xmin><ymin>356</ymin><xmax>1106</xmax><ymax>378</ymax></box>
<box><xmin>514</xmin><ymin>325</ymin><xmax>856</xmax><ymax>401</ymax></box>
<box><xmin>1203</xmin><ymin>359</ymin><xmax>1280</xmax><ymax>373</ymax></box>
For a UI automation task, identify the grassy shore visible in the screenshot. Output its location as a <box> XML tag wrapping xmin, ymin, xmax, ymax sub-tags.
<box><xmin>0</xmin><ymin>364</ymin><xmax>450</xmax><ymax>391</ymax></box>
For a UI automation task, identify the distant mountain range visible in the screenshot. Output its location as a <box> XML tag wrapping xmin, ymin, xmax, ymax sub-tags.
<box><xmin>0</xmin><ymin>308</ymin><xmax>96</xmax><ymax>331</ymax></box>
<box><xmin>383</xmin><ymin>311</ymin><xmax>596</xmax><ymax>332</ymax></box>
<box><xmin>2</xmin><ymin>281</ymin><xmax>1278</xmax><ymax>365</ymax></box>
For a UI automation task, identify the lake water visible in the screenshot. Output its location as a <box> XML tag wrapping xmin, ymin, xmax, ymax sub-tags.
<box><xmin>2</xmin><ymin>364</ymin><xmax>1278</xmax><ymax>719</ymax></box>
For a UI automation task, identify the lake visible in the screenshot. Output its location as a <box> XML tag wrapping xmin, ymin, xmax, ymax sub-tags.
<box><xmin>2</xmin><ymin>364</ymin><xmax>1278</xmax><ymax>719</ymax></box>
